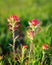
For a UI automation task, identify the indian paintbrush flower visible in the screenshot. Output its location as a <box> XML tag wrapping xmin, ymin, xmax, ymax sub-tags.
<box><xmin>7</xmin><ymin>15</ymin><xmax>20</xmax><ymax>31</ymax></box>
<box><xmin>23</xmin><ymin>45</ymin><xmax>28</xmax><ymax>49</ymax></box>
<box><xmin>29</xmin><ymin>19</ymin><xmax>41</xmax><ymax>30</ymax></box>
<box><xmin>41</xmin><ymin>44</ymin><xmax>49</xmax><ymax>65</ymax></box>
<box><xmin>42</xmin><ymin>44</ymin><xmax>48</xmax><ymax>50</ymax></box>
<box><xmin>29</xmin><ymin>19</ymin><xmax>40</xmax><ymax>26</ymax></box>
<box><xmin>7</xmin><ymin>15</ymin><xmax>20</xmax><ymax>60</ymax></box>
<box><xmin>7</xmin><ymin>15</ymin><xmax>20</xmax><ymax>22</ymax></box>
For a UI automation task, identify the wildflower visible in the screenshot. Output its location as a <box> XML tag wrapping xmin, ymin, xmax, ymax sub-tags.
<box><xmin>42</xmin><ymin>44</ymin><xmax>48</xmax><ymax>50</ymax></box>
<box><xmin>23</xmin><ymin>45</ymin><xmax>28</xmax><ymax>49</ymax></box>
<box><xmin>7</xmin><ymin>15</ymin><xmax>20</xmax><ymax>31</ymax></box>
<box><xmin>7</xmin><ymin>15</ymin><xmax>20</xmax><ymax>60</ymax></box>
<box><xmin>7</xmin><ymin>15</ymin><xmax>20</xmax><ymax>22</ymax></box>
<box><xmin>29</xmin><ymin>19</ymin><xmax>40</xmax><ymax>26</ymax></box>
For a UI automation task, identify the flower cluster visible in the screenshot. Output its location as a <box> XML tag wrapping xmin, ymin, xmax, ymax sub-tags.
<box><xmin>7</xmin><ymin>15</ymin><xmax>20</xmax><ymax>22</ymax></box>
<box><xmin>27</xmin><ymin>19</ymin><xmax>41</xmax><ymax>40</ymax></box>
<box><xmin>7</xmin><ymin>15</ymin><xmax>20</xmax><ymax>31</ymax></box>
<box><xmin>42</xmin><ymin>44</ymin><xmax>48</xmax><ymax>50</ymax></box>
<box><xmin>29</xmin><ymin>19</ymin><xmax>40</xmax><ymax>29</ymax></box>
<box><xmin>7</xmin><ymin>16</ymin><xmax>49</xmax><ymax>65</ymax></box>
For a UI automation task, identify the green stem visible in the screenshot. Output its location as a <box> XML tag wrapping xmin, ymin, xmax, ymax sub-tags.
<box><xmin>41</xmin><ymin>51</ymin><xmax>45</xmax><ymax>65</ymax></box>
<box><xmin>28</xmin><ymin>50</ymin><xmax>30</xmax><ymax>65</ymax></box>
<box><xmin>21</xmin><ymin>47</ymin><xmax>24</xmax><ymax>65</ymax></box>
<box><xmin>13</xmin><ymin>30</ymin><xmax>16</xmax><ymax>60</ymax></box>
<box><xmin>30</xmin><ymin>40</ymin><xmax>33</xmax><ymax>53</ymax></box>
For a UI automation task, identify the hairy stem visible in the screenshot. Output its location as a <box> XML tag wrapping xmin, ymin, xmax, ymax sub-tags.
<box><xmin>13</xmin><ymin>30</ymin><xmax>16</xmax><ymax>60</ymax></box>
<box><xmin>30</xmin><ymin>40</ymin><xmax>33</xmax><ymax>53</ymax></box>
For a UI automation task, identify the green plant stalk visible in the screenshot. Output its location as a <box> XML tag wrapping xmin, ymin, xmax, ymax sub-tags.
<box><xmin>32</xmin><ymin>60</ymin><xmax>35</xmax><ymax>65</ymax></box>
<box><xmin>41</xmin><ymin>51</ymin><xmax>45</xmax><ymax>65</ymax></box>
<box><xmin>21</xmin><ymin>48</ymin><xmax>25</xmax><ymax>65</ymax></box>
<box><xmin>28</xmin><ymin>38</ymin><xmax>34</xmax><ymax>65</ymax></box>
<box><xmin>28</xmin><ymin>50</ymin><xmax>30</xmax><ymax>65</ymax></box>
<box><xmin>13</xmin><ymin>29</ymin><xmax>16</xmax><ymax>60</ymax></box>
<box><xmin>28</xmin><ymin>40</ymin><xmax>33</xmax><ymax>65</ymax></box>
<box><xmin>30</xmin><ymin>40</ymin><xmax>33</xmax><ymax>53</ymax></box>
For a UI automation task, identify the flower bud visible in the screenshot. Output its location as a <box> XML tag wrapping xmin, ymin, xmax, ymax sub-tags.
<box><xmin>42</xmin><ymin>44</ymin><xmax>48</xmax><ymax>50</ymax></box>
<box><xmin>23</xmin><ymin>45</ymin><xmax>28</xmax><ymax>49</ymax></box>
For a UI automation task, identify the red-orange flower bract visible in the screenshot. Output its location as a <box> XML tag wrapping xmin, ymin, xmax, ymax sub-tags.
<box><xmin>27</xmin><ymin>30</ymin><xmax>34</xmax><ymax>40</ymax></box>
<box><xmin>7</xmin><ymin>15</ymin><xmax>20</xmax><ymax>22</ymax></box>
<box><xmin>27</xmin><ymin>30</ymin><xmax>34</xmax><ymax>36</ymax></box>
<box><xmin>29</xmin><ymin>19</ymin><xmax>40</xmax><ymax>26</ymax></box>
<box><xmin>7</xmin><ymin>15</ymin><xmax>20</xmax><ymax>31</ymax></box>
<box><xmin>42</xmin><ymin>44</ymin><xmax>48</xmax><ymax>50</ymax></box>
<box><xmin>10</xmin><ymin>15</ymin><xmax>20</xmax><ymax>22</ymax></box>
<box><xmin>23</xmin><ymin>45</ymin><xmax>28</xmax><ymax>49</ymax></box>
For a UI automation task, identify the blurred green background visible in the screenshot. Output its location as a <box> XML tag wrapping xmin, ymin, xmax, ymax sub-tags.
<box><xmin>0</xmin><ymin>0</ymin><xmax>52</xmax><ymax>20</ymax></box>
